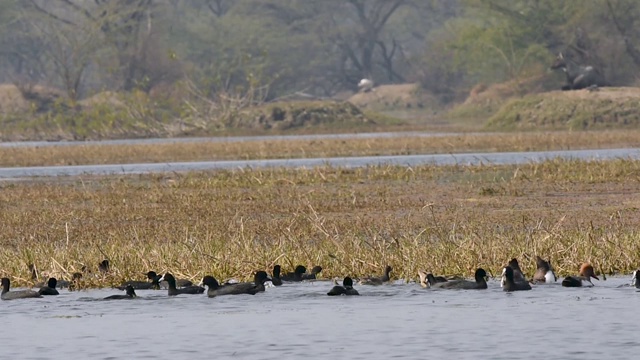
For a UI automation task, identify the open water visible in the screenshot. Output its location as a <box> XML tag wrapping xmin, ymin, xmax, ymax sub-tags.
<box><xmin>1</xmin><ymin>276</ymin><xmax>638</xmax><ymax>359</ymax></box>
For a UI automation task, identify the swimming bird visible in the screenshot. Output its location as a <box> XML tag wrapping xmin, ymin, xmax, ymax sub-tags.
<box><xmin>501</xmin><ymin>266</ymin><xmax>532</xmax><ymax>292</ymax></box>
<box><xmin>562</xmin><ymin>263</ymin><xmax>599</xmax><ymax>287</ymax></box>
<box><xmin>500</xmin><ymin>258</ymin><xmax>526</xmax><ymax>287</ymax></box>
<box><xmin>158</xmin><ymin>277</ymin><xmax>193</xmax><ymax>289</ymax></box>
<box><xmin>117</xmin><ymin>271</ymin><xmax>162</xmax><ymax>290</ymax></box>
<box><xmin>327</xmin><ymin>277</ymin><xmax>359</xmax><ymax>296</ymax></box>
<box><xmin>104</xmin><ymin>285</ymin><xmax>137</xmax><ymax>300</ymax></box>
<box><xmin>301</xmin><ymin>266</ymin><xmax>323</xmax><ymax>280</ymax></box>
<box><xmin>38</xmin><ymin>278</ymin><xmax>60</xmax><ymax>296</ymax></box>
<box><xmin>271</xmin><ymin>265</ymin><xmax>283</xmax><ymax>286</ymax></box>
<box><xmin>200</xmin><ymin>271</ymin><xmax>271</xmax><ymax>297</ymax></box>
<box><xmin>532</xmin><ymin>256</ymin><xmax>557</xmax><ymax>284</ymax></box>
<box><xmin>281</xmin><ymin>265</ymin><xmax>307</xmax><ymax>282</ymax></box>
<box><xmin>1</xmin><ymin>278</ymin><xmax>42</xmax><ymax>300</ymax></box>
<box><xmin>417</xmin><ymin>270</ymin><xmax>447</xmax><ymax>288</ymax></box>
<box><xmin>359</xmin><ymin>265</ymin><xmax>392</xmax><ymax>286</ymax></box>
<box><xmin>431</xmin><ymin>268</ymin><xmax>488</xmax><ymax>290</ymax></box>
<box><xmin>158</xmin><ymin>273</ymin><xmax>204</xmax><ymax>296</ymax></box>
<box><xmin>631</xmin><ymin>270</ymin><xmax>640</xmax><ymax>289</ymax></box>
<box><xmin>53</xmin><ymin>278</ymin><xmax>70</xmax><ymax>289</ymax></box>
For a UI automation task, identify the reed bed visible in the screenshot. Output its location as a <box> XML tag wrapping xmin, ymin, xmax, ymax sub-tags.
<box><xmin>1</xmin><ymin>130</ymin><xmax>640</xmax><ymax>167</ymax></box>
<box><xmin>1</xmin><ymin>158</ymin><xmax>640</xmax><ymax>288</ymax></box>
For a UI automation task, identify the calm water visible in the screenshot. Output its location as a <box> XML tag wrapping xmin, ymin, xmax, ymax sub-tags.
<box><xmin>1</xmin><ymin>276</ymin><xmax>638</xmax><ymax>359</ymax></box>
<box><xmin>1</xmin><ymin>148</ymin><xmax>640</xmax><ymax>179</ymax></box>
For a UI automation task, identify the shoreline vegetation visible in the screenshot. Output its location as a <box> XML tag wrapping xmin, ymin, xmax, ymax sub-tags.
<box><xmin>1</xmin><ymin>159</ymin><xmax>639</xmax><ymax>288</ymax></box>
<box><xmin>1</xmin><ymin>130</ymin><xmax>639</xmax><ymax>167</ymax></box>
<box><xmin>3</xmin><ymin>84</ymin><xmax>640</xmax><ymax>144</ymax></box>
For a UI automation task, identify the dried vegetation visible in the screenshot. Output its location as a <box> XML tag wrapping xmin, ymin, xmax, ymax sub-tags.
<box><xmin>1</xmin><ymin>159</ymin><xmax>639</xmax><ymax>288</ymax></box>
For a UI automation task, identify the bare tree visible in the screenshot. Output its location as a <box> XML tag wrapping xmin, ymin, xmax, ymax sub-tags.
<box><xmin>605</xmin><ymin>0</ymin><xmax>640</xmax><ymax>67</ymax></box>
<box><xmin>320</xmin><ymin>0</ymin><xmax>408</xmax><ymax>86</ymax></box>
<box><xmin>27</xmin><ymin>0</ymin><xmax>171</xmax><ymax>92</ymax></box>
<box><xmin>26</xmin><ymin>11</ymin><xmax>102</xmax><ymax>102</ymax></box>
<box><xmin>205</xmin><ymin>0</ymin><xmax>234</xmax><ymax>18</ymax></box>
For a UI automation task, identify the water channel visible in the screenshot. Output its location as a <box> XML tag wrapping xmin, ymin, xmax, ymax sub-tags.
<box><xmin>0</xmin><ymin>148</ymin><xmax>639</xmax><ymax>179</ymax></box>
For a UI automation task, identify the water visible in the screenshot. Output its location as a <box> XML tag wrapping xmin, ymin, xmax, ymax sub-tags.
<box><xmin>1</xmin><ymin>277</ymin><xmax>638</xmax><ymax>359</ymax></box>
<box><xmin>1</xmin><ymin>148</ymin><xmax>640</xmax><ymax>179</ymax></box>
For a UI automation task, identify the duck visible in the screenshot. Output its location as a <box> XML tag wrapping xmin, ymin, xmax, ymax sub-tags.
<box><xmin>631</xmin><ymin>270</ymin><xmax>640</xmax><ymax>289</ymax></box>
<box><xmin>359</xmin><ymin>265</ymin><xmax>392</xmax><ymax>286</ymax></box>
<box><xmin>327</xmin><ymin>277</ymin><xmax>359</xmax><ymax>296</ymax></box>
<box><xmin>200</xmin><ymin>271</ymin><xmax>271</xmax><ymax>297</ymax></box>
<box><xmin>104</xmin><ymin>285</ymin><xmax>137</xmax><ymax>300</ymax></box>
<box><xmin>501</xmin><ymin>266</ymin><xmax>532</xmax><ymax>292</ymax></box>
<box><xmin>417</xmin><ymin>270</ymin><xmax>447</xmax><ymax>288</ymax></box>
<box><xmin>281</xmin><ymin>265</ymin><xmax>307</xmax><ymax>282</ymax></box>
<box><xmin>532</xmin><ymin>256</ymin><xmax>557</xmax><ymax>284</ymax></box>
<box><xmin>301</xmin><ymin>266</ymin><xmax>323</xmax><ymax>280</ymax></box>
<box><xmin>38</xmin><ymin>278</ymin><xmax>60</xmax><ymax>296</ymax></box>
<box><xmin>117</xmin><ymin>271</ymin><xmax>162</xmax><ymax>290</ymax></box>
<box><xmin>271</xmin><ymin>265</ymin><xmax>283</xmax><ymax>286</ymax></box>
<box><xmin>158</xmin><ymin>273</ymin><xmax>204</xmax><ymax>296</ymax></box>
<box><xmin>500</xmin><ymin>258</ymin><xmax>525</xmax><ymax>287</ymax></box>
<box><xmin>431</xmin><ymin>268</ymin><xmax>488</xmax><ymax>290</ymax></box>
<box><xmin>1</xmin><ymin>278</ymin><xmax>42</xmax><ymax>300</ymax></box>
<box><xmin>562</xmin><ymin>263</ymin><xmax>599</xmax><ymax>287</ymax></box>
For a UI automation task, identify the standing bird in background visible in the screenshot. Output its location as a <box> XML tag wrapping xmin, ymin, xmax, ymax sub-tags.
<box><xmin>358</xmin><ymin>78</ymin><xmax>374</xmax><ymax>93</ymax></box>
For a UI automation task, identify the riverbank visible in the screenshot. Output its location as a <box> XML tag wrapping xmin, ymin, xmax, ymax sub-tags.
<box><xmin>1</xmin><ymin>159</ymin><xmax>638</xmax><ymax>288</ymax></box>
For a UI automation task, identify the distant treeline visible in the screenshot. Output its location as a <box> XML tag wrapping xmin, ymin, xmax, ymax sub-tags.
<box><xmin>1</xmin><ymin>0</ymin><xmax>639</xmax><ymax>103</ymax></box>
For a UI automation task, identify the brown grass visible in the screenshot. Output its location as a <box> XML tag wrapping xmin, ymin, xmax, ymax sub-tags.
<box><xmin>1</xmin><ymin>159</ymin><xmax>639</xmax><ymax>288</ymax></box>
<box><xmin>1</xmin><ymin>130</ymin><xmax>640</xmax><ymax>167</ymax></box>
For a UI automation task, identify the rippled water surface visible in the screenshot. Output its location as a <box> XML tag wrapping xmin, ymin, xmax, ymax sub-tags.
<box><xmin>1</xmin><ymin>277</ymin><xmax>638</xmax><ymax>359</ymax></box>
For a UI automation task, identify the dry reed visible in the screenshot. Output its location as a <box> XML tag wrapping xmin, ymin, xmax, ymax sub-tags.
<box><xmin>1</xmin><ymin>158</ymin><xmax>639</xmax><ymax>288</ymax></box>
<box><xmin>1</xmin><ymin>130</ymin><xmax>639</xmax><ymax>167</ymax></box>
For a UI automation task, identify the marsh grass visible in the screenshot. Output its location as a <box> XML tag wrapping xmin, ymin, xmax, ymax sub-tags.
<box><xmin>1</xmin><ymin>159</ymin><xmax>640</xmax><ymax>288</ymax></box>
<box><xmin>1</xmin><ymin>130</ymin><xmax>640</xmax><ymax>167</ymax></box>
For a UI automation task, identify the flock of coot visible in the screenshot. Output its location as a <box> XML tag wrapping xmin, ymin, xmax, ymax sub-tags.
<box><xmin>2</xmin><ymin>256</ymin><xmax>638</xmax><ymax>301</ymax></box>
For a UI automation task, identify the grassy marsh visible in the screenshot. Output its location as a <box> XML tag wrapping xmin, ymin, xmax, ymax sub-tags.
<box><xmin>1</xmin><ymin>130</ymin><xmax>640</xmax><ymax>167</ymax></box>
<box><xmin>1</xmin><ymin>159</ymin><xmax>639</xmax><ymax>288</ymax></box>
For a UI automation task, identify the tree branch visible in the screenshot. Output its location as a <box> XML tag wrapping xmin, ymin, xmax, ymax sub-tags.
<box><xmin>27</xmin><ymin>0</ymin><xmax>76</xmax><ymax>26</ymax></box>
<box><xmin>605</xmin><ymin>0</ymin><xmax>640</xmax><ymax>67</ymax></box>
<box><xmin>59</xmin><ymin>0</ymin><xmax>96</xmax><ymax>21</ymax></box>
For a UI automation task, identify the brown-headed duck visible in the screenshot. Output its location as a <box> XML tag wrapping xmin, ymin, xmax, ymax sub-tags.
<box><xmin>562</xmin><ymin>263</ymin><xmax>599</xmax><ymax>287</ymax></box>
